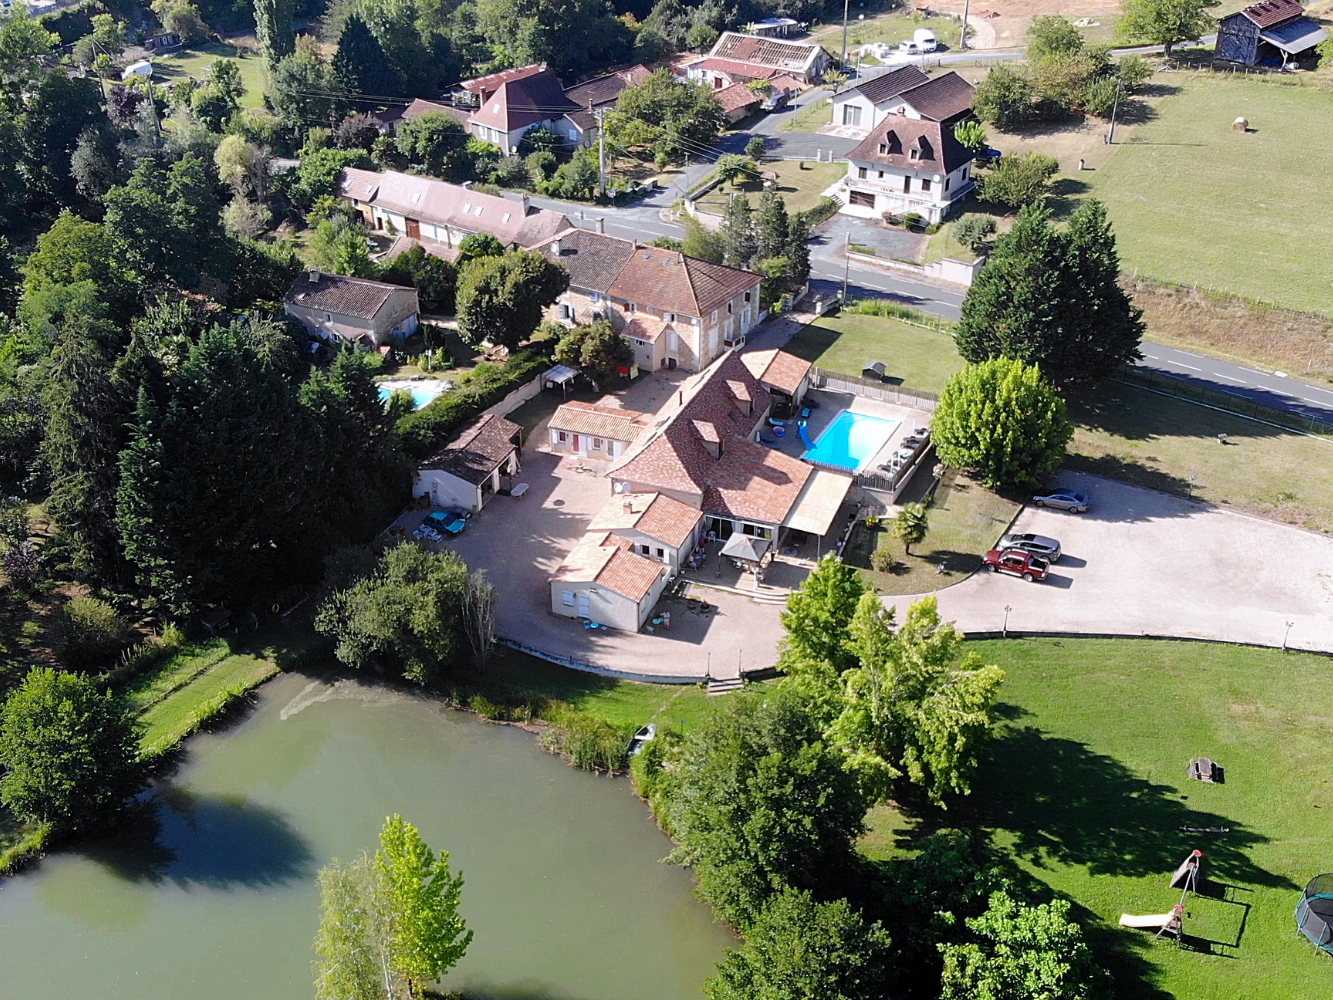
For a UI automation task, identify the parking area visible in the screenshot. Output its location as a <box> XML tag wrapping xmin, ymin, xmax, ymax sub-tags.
<box><xmin>412</xmin><ymin>449</ymin><xmax>782</xmax><ymax>681</ymax></box>
<box><xmin>884</xmin><ymin>471</ymin><xmax>1333</xmax><ymax>655</ymax></box>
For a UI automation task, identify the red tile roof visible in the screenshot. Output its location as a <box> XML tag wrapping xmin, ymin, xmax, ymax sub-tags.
<box><xmin>693</xmin><ymin>57</ymin><xmax>781</xmax><ymax>80</ymax></box>
<box><xmin>611</xmin><ymin>351</ymin><xmax>814</xmax><ymax>526</ymax></box>
<box><xmin>420</xmin><ymin>413</ymin><xmax>521</xmax><ymax>485</ymax></box>
<box><xmin>741</xmin><ymin>349</ymin><xmax>812</xmax><ymax>397</ymax></box>
<box><xmin>587</xmin><ymin>492</ymin><xmax>702</xmax><ymax>548</ymax></box>
<box><xmin>458</xmin><ymin>62</ymin><xmax>548</xmax><ymax>96</ymax></box>
<box><xmin>1237</xmin><ymin>0</ymin><xmax>1304</xmax><ymax>27</ymax></box>
<box><xmin>716</xmin><ymin>81</ymin><xmax>762</xmax><ymax>114</ymax></box>
<box><xmin>551</xmin><ymin>531</ymin><xmax>664</xmax><ymax>602</ymax></box>
<box><xmin>402</xmin><ymin>98</ymin><xmax>471</xmax><ymax>126</ymax></box>
<box><xmin>549</xmin><ymin>401</ymin><xmax>649</xmax><ymax>442</ymax></box>
<box><xmin>469</xmin><ymin>70</ymin><xmax>574</xmax><ymax>135</ymax></box>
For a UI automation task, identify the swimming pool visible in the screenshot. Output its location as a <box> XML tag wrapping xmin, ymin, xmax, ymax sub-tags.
<box><xmin>377</xmin><ymin>380</ymin><xmax>449</xmax><ymax>410</ymax></box>
<box><xmin>801</xmin><ymin>411</ymin><xmax>899</xmax><ymax>472</ymax></box>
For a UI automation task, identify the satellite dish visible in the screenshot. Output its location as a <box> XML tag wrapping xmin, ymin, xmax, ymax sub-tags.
<box><xmin>614</xmin><ymin>482</ymin><xmax>624</xmax><ymax>493</ymax></box>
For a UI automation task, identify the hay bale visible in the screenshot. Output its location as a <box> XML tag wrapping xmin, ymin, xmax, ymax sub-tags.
<box><xmin>1233</xmin><ymin>117</ymin><xmax>1249</xmax><ymax>131</ymax></box>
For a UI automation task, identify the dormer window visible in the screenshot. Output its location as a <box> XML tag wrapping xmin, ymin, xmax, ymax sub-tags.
<box><xmin>880</xmin><ymin>131</ymin><xmax>901</xmax><ymax>156</ymax></box>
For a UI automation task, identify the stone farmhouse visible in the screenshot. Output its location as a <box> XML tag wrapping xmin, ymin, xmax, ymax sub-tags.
<box><xmin>282</xmin><ymin>270</ymin><xmax>419</xmax><ymax>348</ymax></box>
<box><xmin>684</xmin><ymin>31</ymin><xmax>831</xmax><ymax>88</ymax></box>
<box><xmin>530</xmin><ymin>228</ymin><xmax>764</xmax><ymax>373</ymax></box>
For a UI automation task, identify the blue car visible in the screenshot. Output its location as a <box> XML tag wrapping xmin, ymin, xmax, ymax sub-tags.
<box><xmin>425</xmin><ymin>510</ymin><xmax>467</xmax><ymax>535</ymax></box>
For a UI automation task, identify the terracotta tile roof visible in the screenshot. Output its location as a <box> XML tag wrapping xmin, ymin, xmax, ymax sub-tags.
<box><xmin>1237</xmin><ymin>0</ymin><xmax>1304</xmax><ymax>27</ymax></box>
<box><xmin>765</xmin><ymin>74</ymin><xmax>808</xmax><ymax>94</ymax></box>
<box><xmin>849</xmin><ymin>65</ymin><xmax>930</xmax><ymax>105</ymax></box>
<box><xmin>848</xmin><ymin>114</ymin><xmax>972</xmax><ymax>175</ymax></box>
<box><xmin>623</xmin><ymin>315</ymin><xmax>670</xmax><ymax>343</ymax></box>
<box><xmin>375</xmin><ymin>235</ymin><xmax>460</xmax><ymax>264</ymax></box>
<box><xmin>402</xmin><ymin>99</ymin><xmax>471</xmax><ymax>126</ymax></box>
<box><xmin>532</xmin><ymin>228</ymin><xmax>638</xmax><ymax>291</ymax></box>
<box><xmin>552</xmin><ymin>531</ymin><xmax>663</xmax><ymax>602</ymax></box>
<box><xmin>458</xmin><ymin>62</ymin><xmax>548</xmax><ymax>97</ymax></box>
<box><xmin>693</xmin><ymin>57</ymin><xmax>781</xmax><ymax>80</ymax></box>
<box><xmin>562</xmin><ymin>64</ymin><xmax>651</xmax><ymax>131</ymax></box>
<box><xmin>611</xmin><ymin>352</ymin><xmax>775</xmax><ymax>504</ymax></box>
<box><xmin>283</xmin><ymin>271</ymin><xmax>409</xmax><ymax>320</ymax></box>
<box><xmin>469</xmin><ymin>70</ymin><xmax>574</xmax><ymax>135</ymax></box>
<box><xmin>716</xmin><ymin>81</ymin><xmax>762</xmax><ymax>114</ymax></box>
<box><xmin>741</xmin><ymin>349</ymin><xmax>811</xmax><ymax>396</ymax></box>
<box><xmin>341</xmin><ymin>170</ymin><xmax>570</xmax><ymax>248</ymax></box>
<box><xmin>701</xmin><ymin>438</ymin><xmax>812</xmax><ymax>525</ymax></box>
<box><xmin>549</xmin><ymin>400</ymin><xmax>649</xmax><ymax>442</ymax></box>
<box><xmin>588</xmin><ymin>492</ymin><xmax>701</xmax><ymax>549</ymax></box>
<box><xmin>532</xmin><ymin>229</ymin><xmax>761</xmax><ymax>317</ymax></box>
<box><xmin>420</xmin><ymin>413</ymin><xmax>521</xmax><ymax>484</ymax></box>
<box><xmin>897</xmin><ymin>72</ymin><xmax>976</xmax><ymax>122</ymax></box>
<box><xmin>710</xmin><ymin>32</ymin><xmax>826</xmax><ymax>73</ymax></box>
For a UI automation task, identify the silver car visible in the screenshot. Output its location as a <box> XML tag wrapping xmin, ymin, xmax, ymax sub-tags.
<box><xmin>1032</xmin><ymin>490</ymin><xmax>1089</xmax><ymax>513</ymax></box>
<box><xmin>1000</xmin><ymin>532</ymin><xmax>1062</xmax><ymax>563</ymax></box>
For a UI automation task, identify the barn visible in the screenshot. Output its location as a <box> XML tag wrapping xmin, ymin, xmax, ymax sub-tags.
<box><xmin>1215</xmin><ymin>0</ymin><xmax>1327</xmax><ymax>67</ymax></box>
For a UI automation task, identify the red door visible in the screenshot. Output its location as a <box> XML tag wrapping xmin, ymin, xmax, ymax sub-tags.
<box><xmin>572</xmin><ymin>434</ymin><xmax>580</xmax><ymax>452</ymax></box>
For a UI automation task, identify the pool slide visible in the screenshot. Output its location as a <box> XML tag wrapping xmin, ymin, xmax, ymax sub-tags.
<box><xmin>797</xmin><ymin>420</ymin><xmax>813</xmax><ymax>449</ymax></box>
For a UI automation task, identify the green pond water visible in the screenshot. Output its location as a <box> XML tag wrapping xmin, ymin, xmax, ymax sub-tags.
<box><xmin>0</xmin><ymin>673</ymin><xmax>733</xmax><ymax>999</ymax></box>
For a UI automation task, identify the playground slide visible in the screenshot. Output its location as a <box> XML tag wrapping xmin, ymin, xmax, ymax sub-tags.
<box><xmin>797</xmin><ymin>420</ymin><xmax>813</xmax><ymax>449</ymax></box>
<box><xmin>1118</xmin><ymin>913</ymin><xmax>1174</xmax><ymax>929</ymax></box>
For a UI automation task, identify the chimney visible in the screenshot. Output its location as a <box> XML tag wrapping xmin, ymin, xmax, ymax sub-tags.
<box><xmin>596</xmin><ymin>216</ymin><xmax>605</xmax><ymax>234</ymax></box>
<box><xmin>551</xmin><ymin>238</ymin><xmax>562</xmax><ymax>255</ymax></box>
<box><xmin>308</xmin><ymin>269</ymin><xmax>320</xmax><ymax>283</ymax></box>
<box><xmin>521</xmin><ymin>194</ymin><xmax>531</xmax><ymax>215</ymax></box>
<box><xmin>623</xmin><ymin>498</ymin><xmax>633</xmax><ymax>513</ymax></box>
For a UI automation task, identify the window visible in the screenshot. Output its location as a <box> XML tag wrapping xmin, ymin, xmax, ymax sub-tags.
<box><xmin>559</xmin><ymin>303</ymin><xmax>572</xmax><ymax>320</ymax></box>
<box><xmin>909</xmin><ymin>147</ymin><xmax>920</xmax><ymax>161</ymax></box>
<box><xmin>841</xmin><ymin>105</ymin><xmax>861</xmax><ymax>127</ymax></box>
<box><xmin>592</xmin><ymin>437</ymin><xmax>603</xmax><ymax>450</ymax></box>
<box><xmin>877</xmin><ymin>170</ymin><xmax>884</xmax><ymax>179</ymax></box>
<box><xmin>921</xmin><ymin>178</ymin><xmax>931</xmax><ymax>192</ymax></box>
<box><xmin>727</xmin><ymin>302</ymin><xmax>733</xmax><ymax>314</ymax></box>
<box><xmin>711</xmin><ymin>309</ymin><xmax>718</xmax><ymax>321</ymax></box>
<box><xmin>848</xmin><ymin>190</ymin><xmax>874</xmax><ymax>208</ymax></box>
<box><xmin>944</xmin><ymin>177</ymin><xmax>950</xmax><ymax>191</ymax></box>
<box><xmin>656</xmin><ymin>547</ymin><xmax>665</xmax><ymax>558</ymax></box>
<box><xmin>665</xmin><ymin>311</ymin><xmax>675</xmax><ymax>322</ymax></box>
<box><xmin>557</xmin><ymin>430</ymin><xmax>568</xmax><ymax>442</ymax></box>
<box><xmin>561</xmin><ymin>590</ymin><xmax>575</xmax><ymax>607</ymax></box>
<box><xmin>640</xmin><ymin>544</ymin><xmax>650</xmax><ymax>555</ymax></box>
<box><xmin>903</xmin><ymin>175</ymin><xmax>911</xmax><ymax>193</ymax></box>
<box><xmin>857</xmin><ymin>166</ymin><xmax>867</xmax><ymax>180</ymax></box>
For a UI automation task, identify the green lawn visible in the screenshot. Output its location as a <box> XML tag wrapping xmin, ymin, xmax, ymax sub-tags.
<box><xmin>1067</xmin><ymin>380</ymin><xmax>1333</xmax><ymax>533</ymax></box>
<box><xmin>844</xmin><ymin>467</ymin><xmax>1021</xmax><ymax>593</ymax></box>
<box><xmin>784</xmin><ymin>311</ymin><xmax>963</xmax><ymax>392</ymax></box>
<box><xmin>696</xmin><ymin>159</ymin><xmax>844</xmax><ymax>214</ymax></box>
<box><xmin>779</xmin><ymin>96</ymin><xmax>833</xmax><ymax>133</ymax></box>
<box><xmin>479</xmin><ymin>647</ymin><xmax>715</xmax><ymax>731</ymax></box>
<box><xmin>861</xmin><ymin>637</ymin><xmax>1333</xmax><ymax>1000</ymax></box>
<box><xmin>152</xmin><ymin>42</ymin><xmax>267</xmax><ymax>109</ymax></box>
<box><xmin>811</xmin><ymin>12</ymin><xmax>963</xmax><ymax>52</ymax></box>
<box><xmin>1084</xmin><ymin>74</ymin><xmax>1333</xmax><ymax>315</ymax></box>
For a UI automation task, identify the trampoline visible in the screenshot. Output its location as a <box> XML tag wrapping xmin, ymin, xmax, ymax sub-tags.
<box><xmin>1295</xmin><ymin>875</ymin><xmax>1333</xmax><ymax>954</ymax></box>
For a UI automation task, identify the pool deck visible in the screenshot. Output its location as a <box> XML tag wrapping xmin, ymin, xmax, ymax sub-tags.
<box><xmin>769</xmin><ymin>388</ymin><xmax>931</xmax><ymax>475</ymax></box>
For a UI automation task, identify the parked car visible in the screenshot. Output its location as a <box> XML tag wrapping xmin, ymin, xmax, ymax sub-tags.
<box><xmin>425</xmin><ymin>510</ymin><xmax>467</xmax><ymax>535</ymax></box>
<box><xmin>983</xmin><ymin>548</ymin><xmax>1050</xmax><ymax>582</ymax></box>
<box><xmin>914</xmin><ymin>28</ymin><xmax>938</xmax><ymax>51</ymax></box>
<box><xmin>1031</xmin><ymin>490</ymin><xmax>1089</xmax><ymax>513</ymax></box>
<box><xmin>1000</xmin><ymin>532</ymin><xmax>1062</xmax><ymax>563</ymax></box>
<box><xmin>898</xmin><ymin>39</ymin><xmax>923</xmax><ymax>55</ymax></box>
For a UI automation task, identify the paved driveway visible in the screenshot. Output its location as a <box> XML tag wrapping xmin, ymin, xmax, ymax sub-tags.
<box><xmin>440</xmin><ymin>450</ymin><xmax>782</xmax><ymax>682</ymax></box>
<box><xmin>883</xmin><ymin>472</ymin><xmax>1333</xmax><ymax>654</ymax></box>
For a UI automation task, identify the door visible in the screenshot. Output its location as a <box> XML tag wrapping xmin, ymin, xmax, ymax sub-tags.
<box><xmin>405</xmin><ymin>218</ymin><xmax>421</xmax><ymax>239</ymax></box>
<box><xmin>571</xmin><ymin>433</ymin><xmax>580</xmax><ymax>453</ymax></box>
<box><xmin>577</xmin><ymin>593</ymin><xmax>590</xmax><ymax>619</ymax></box>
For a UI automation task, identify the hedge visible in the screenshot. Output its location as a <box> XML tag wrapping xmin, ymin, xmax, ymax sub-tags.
<box><xmin>794</xmin><ymin>196</ymin><xmax>841</xmax><ymax>229</ymax></box>
<box><xmin>396</xmin><ymin>344</ymin><xmax>554</xmax><ymax>459</ymax></box>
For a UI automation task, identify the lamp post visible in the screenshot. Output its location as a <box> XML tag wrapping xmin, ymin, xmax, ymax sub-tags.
<box><xmin>1003</xmin><ymin>604</ymin><xmax>1012</xmax><ymax>638</ymax></box>
<box><xmin>1284</xmin><ymin>620</ymin><xmax>1295</xmax><ymax>650</ymax></box>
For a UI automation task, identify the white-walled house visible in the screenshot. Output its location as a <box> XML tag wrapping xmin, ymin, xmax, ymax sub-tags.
<box><xmin>840</xmin><ymin>114</ymin><xmax>975</xmax><ymax>224</ymax></box>
<box><xmin>549</xmin><ymin>532</ymin><xmax>669</xmax><ymax>631</ymax></box>
<box><xmin>830</xmin><ymin>69</ymin><xmax>975</xmax><ymax>136</ymax></box>
<box><xmin>531</xmin><ymin>228</ymin><xmax>763</xmax><ymax>373</ymax></box>
<box><xmin>414</xmin><ymin>414</ymin><xmax>522</xmax><ymax>513</ymax></box>
<box><xmin>586</xmin><ymin>491</ymin><xmax>704</xmax><ymax>572</ymax></box>
<box><xmin>283</xmin><ymin>271</ymin><xmax>419</xmax><ymax>347</ymax></box>
<box><xmin>548</xmin><ymin>401</ymin><xmax>650</xmax><ymax>461</ymax></box>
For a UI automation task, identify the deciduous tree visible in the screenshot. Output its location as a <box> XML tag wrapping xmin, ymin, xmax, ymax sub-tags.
<box><xmin>455</xmin><ymin>249</ymin><xmax>569</xmax><ymax>349</ymax></box>
<box><xmin>395</xmin><ymin>112</ymin><xmax>473</xmax><ymax>180</ymax></box>
<box><xmin>930</xmin><ymin>356</ymin><xmax>1073</xmax><ymax>489</ymax></box>
<box><xmin>553</xmin><ymin>319</ymin><xmax>632</xmax><ymax>386</ymax></box>
<box><xmin>779</xmin><ymin>553</ymin><xmax>865</xmax><ymax>672</ymax></box>
<box><xmin>0</xmin><ymin>667</ymin><xmax>143</xmax><ymax>831</ymax></box>
<box><xmin>255</xmin><ymin>0</ymin><xmax>296</xmax><ymax>76</ymax></box>
<box><xmin>1118</xmin><ymin>0</ymin><xmax>1218</xmax><ymax>55</ymax></box>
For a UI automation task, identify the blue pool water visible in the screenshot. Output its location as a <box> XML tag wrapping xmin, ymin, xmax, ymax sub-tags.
<box><xmin>802</xmin><ymin>411</ymin><xmax>899</xmax><ymax>472</ymax></box>
<box><xmin>377</xmin><ymin>380</ymin><xmax>447</xmax><ymax>410</ymax></box>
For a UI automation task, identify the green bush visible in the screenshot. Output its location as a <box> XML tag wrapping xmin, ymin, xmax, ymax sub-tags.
<box><xmin>952</xmin><ymin>214</ymin><xmax>998</xmax><ymax>253</ymax></box>
<box><xmin>55</xmin><ymin>596</ymin><xmax>127</xmax><ymax>669</ymax></box>
<box><xmin>870</xmin><ymin>549</ymin><xmax>895</xmax><ymax>573</ymax></box>
<box><xmin>469</xmin><ymin>694</ymin><xmax>506</xmax><ymax>720</ymax></box>
<box><xmin>902</xmin><ymin>212</ymin><xmax>924</xmax><ymax>231</ymax></box>
<box><xmin>539</xmin><ymin>709</ymin><xmax>631</xmax><ymax>772</ymax></box>
<box><xmin>793</xmin><ymin>196</ymin><xmax>840</xmax><ymax>229</ymax></box>
<box><xmin>977</xmin><ymin>152</ymin><xmax>1060</xmax><ymax>210</ymax></box>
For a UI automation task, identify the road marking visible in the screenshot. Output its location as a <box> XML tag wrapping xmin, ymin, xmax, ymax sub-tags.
<box><xmin>1235</xmin><ymin>367</ymin><xmax>1268</xmax><ymax>376</ymax></box>
<box><xmin>1173</xmin><ymin>363</ymin><xmax>1202</xmax><ymax>371</ymax></box>
<box><xmin>1142</xmin><ymin>354</ymin><xmax>1159</xmax><ymax>359</ymax></box>
<box><xmin>1212</xmin><ymin>373</ymin><xmax>1247</xmax><ymax>384</ymax></box>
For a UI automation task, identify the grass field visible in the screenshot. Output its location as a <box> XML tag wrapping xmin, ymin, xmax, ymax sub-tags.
<box><xmin>153</xmin><ymin>41</ymin><xmax>266</xmax><ymax>109</ymax></box>
<box><xmin>784</xmin><ymin>311</ymin><xmax>962</xmax><ymax>390</ymax></box>
<box><xmin>779</xmin><ymin>95</ymin><xmax>833</xmax><ymax>132</ymax></box>
<box><xmin>1084</xmin><ymin>73</ymin><xmax>1333</xmax><ymax>315</ymax></box>
<box><xmin>810</xmin><ymin>12</ymin><xmax>963</xmax><ymax>52</ymax></box>
<box><xmin>861</xmin><ymin>637</ymin><xmax>1333</xmax><ymax>1000</ymax></box>
<box><xmin>696</xmin><ymin>159</ymin><xmax>844</xmax><ymax>215</ymax></box>
<box><xmin>843</xmin><ymin>467</ymin><xmax>1021</xmax><ymax>593</ymax></box>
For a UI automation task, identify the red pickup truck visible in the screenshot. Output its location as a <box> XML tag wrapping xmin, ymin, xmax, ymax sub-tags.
<box><xmin>983</xmin><ymin>547</ymin><xmax>1050</xmax><ymax>582</ymax></box>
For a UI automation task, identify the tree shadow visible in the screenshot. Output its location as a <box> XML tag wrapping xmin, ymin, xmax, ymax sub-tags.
<box><xmin>907</xmin><ymin>723</ymin><xmax>1292</xmax><ymax>891</ymax></box>
<box><xmin>71</xmin><ymin>788</ymin><xmax>315</xmax><ymax>889</ymax></box>
<box><xmin>1062</xmin><ymin>453</ymin><xmax>1197</xmax><ymax>498</ymax></box>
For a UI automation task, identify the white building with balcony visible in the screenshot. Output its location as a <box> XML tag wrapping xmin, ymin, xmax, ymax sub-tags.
<box><xmin>839</xmin><ymin>113</ymin><xmax>975</xmax><ymax>225</ymax></box>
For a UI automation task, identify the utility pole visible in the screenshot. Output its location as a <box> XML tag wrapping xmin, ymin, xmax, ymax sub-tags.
<box><xmin>1106</xmin><ymin>76</ymin><xmax>1122</xmax><ymax>145</ymax></box>
<box><xmin>841</xmin><ymin>0</ymin><xmax>851</xmax><ymax>69</ymax></box>
<box><xmin>960</xmin><ymin>0</ymin><xmax>970</xmax><ymax>50</ymax></box>
<box><xmin>596</xmin><ymin>107</ymin><xmax>607</xmax><ymax>200</ymax></box>
<box><xmin>146</xmin><ymin>76</ymin><xmax>162</xmax><ymax>147</ymax></box>
<box><xmin>841</xmin><ymin>230</ymin><xmax>850</xmax><ymax>304</ymax></box>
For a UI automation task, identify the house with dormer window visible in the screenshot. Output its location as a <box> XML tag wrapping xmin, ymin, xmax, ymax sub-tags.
<box><xmin>839</xmin><ymin>113</ymin><xmax>975</xmax><ymax>224</ymax></box>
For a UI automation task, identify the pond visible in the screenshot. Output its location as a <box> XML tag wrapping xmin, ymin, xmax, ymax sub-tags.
<box><xmin>0</xmin><ymin>673</ymin><xmax>732</xmax><ymax>1000</ymax></box>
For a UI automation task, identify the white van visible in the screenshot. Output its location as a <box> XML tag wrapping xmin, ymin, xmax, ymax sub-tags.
<box><xmin>914</xmin><ymin>28</ymin><xmax>938</xmax><ymax>52</ymax></box>
<box><xmin>121</xmin><ymin>59</ymin><xmax>153</xmax><ymax>82</ymax></box>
